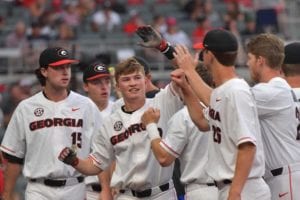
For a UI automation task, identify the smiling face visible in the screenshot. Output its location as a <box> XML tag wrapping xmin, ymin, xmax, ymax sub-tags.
<box><xmin>116</xmin><ymin>70</ymin><xmax>146</xmax><ymax>101</ymax></box>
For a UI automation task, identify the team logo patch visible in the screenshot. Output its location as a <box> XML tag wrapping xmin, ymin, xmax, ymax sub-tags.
<box><xmin>94</xmin><ymin>65</ymin><xmax>106</xmax><ymax>72</ymax></box>
<box><xmin>58</xmin><ymin>49</ymin><xmax>68</xmax><ymax>57</ymax></box>
<box><xmin>34</xmin><ymin>108</ymin><xmax>44</xmax><ymax>117</ymax></box>
<box><xmin>114</xmin><ymin>121</ymin><xmax>123</xmax><ymax>131</ymax></box>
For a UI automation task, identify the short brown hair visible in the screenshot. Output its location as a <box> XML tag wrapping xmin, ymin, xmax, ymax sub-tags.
<box><xmin>246</xmin><ymin>33</ymin><xmax>284</xmax><ymax>69</ymax></box>
<box><xmin>114</xmin><ymin>57</ymin><xmax>145</xmax><ymax>83</ymax></box>
<box><xmin>211</xmin><ymin>51</ymin><xmax>237</xmax><ymax>66</ymax></box>
<box><xmin>282</xmin><ymin>64</ymin><xmax>300</xmax><ymax>76</ymax></box>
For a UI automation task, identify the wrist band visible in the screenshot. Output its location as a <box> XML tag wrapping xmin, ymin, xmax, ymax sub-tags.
<box><xmin>157</xmin><ymin>40</ymin><xmax>168</xmax><ymax>51</ymax></box>
<box><xmin>161</xmin><ymin>43</ymin><xmax>175</xmax><ymax>60</ymax></box>
<box><xmin>146</xmin><ymin>123</ymin><xmax>161</xmax><ymax>141</ymax></box>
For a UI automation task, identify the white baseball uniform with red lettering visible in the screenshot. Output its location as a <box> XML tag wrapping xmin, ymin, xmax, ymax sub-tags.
<box><xmin>205</xmin><ymin>78</ymin><xmax>270</xmax><ymax>200</ymax></box>
<box><xmin>86</xmin><ymin>100</ymin><xmax>115</xmax><ymax>200</ymax></box>
<box><xmin>0</xmin><ymin>91</ymin><xmax>102</xmax><ymax>200</ymax></box>
<box><xmin>90</xmin><ymin>84</ymin><xmax>183</xmax><ymax>200</ymax></box>
<box><xmin>160</xmin><ymin>106</ymin><xmax>218</xmax><ymax>200</ymax></box>
<box><xmin>252</xmin><ymin>77</ymin><xmax>300</xmax><ymax>200</ymax></box>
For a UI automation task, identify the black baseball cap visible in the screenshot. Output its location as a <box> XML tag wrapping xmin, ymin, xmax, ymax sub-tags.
<box><xmin>83</xmin><ymin>62</ymin><xmax>111</xmax><ymax>82</ymax></box>
<box><xmin>283</xmin><ymin>42</ymin><xmax>300</xmax><ymax>64</ymax></box>
<box><xmin>39</xmin><ymin>47</ymin><xmax>78</xmax><ymax>68</ymax></box>
<box><xmin>196</xmin><ymin>29</ymin><xmax>238</xmax><ymax>52</ymax></box>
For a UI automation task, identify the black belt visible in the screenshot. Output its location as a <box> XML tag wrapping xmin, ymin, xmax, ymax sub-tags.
<box><xmin>213</xmin><ymin>179</ymin><xmax>232</xmax><ymax>189</ymax></box>
<box><xmin>91</xmin><ymin>183</ymin><xmax>102</xmax><ymax>192</ymax></box>
<box><xmin>206</xmin><ymin>182</ymin><xmax>216</xmax><ymax>186</ymax></box>
<box><xmin>271</xmin><ymin>167</ymin><xmax>283</xmax><ymax>176</ymax></box>
<box><xmin>120</xmin><ymin>182</ymin><xmax>170</xmax><ymax>198</ymax></box>
<box><xmin>30</xmin><ymin>176</ymin><xmax>84</xmax><ymax>187</ymax></box>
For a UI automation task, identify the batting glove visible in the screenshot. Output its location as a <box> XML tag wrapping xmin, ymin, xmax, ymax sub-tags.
<box><xmin>136</xmin><ymin>25</ymin><xmax>167</xmax><ymax>50</ymax></box>
<box><xmin>58</xmin><ymin>147</ymin><xmax>79</xmax><ymax>167</ymax></box>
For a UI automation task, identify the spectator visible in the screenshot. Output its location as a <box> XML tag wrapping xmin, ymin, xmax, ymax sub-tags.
<box><xmin>5</xmin><ymin>21</ymin><xmax>29</xmax><ymax>48</ymax></box>
<box><xmin>91</xmin><ymin>0</ymin><xmax>121</xmax><ymax>32</ymax></box>
<box><xmin>192</xmin><ymin>15</ymin><xmax>211</xmax><ymax>45</ymax></box>
<box><xmin>152</xmin><ymin>15</ymin><xmax>167</xmax><ymax>34</ymax></box>
<box><xmin>123</xmin><ymin>10</ymin><xmax>145</xmax><ymax>36</ymax></box>
<box><xmin>60</xmin><ymin>2</ymin><xmax>81</xmax><ymax>29</ymax></box>
<box><xmin>163</xmin><ymin>17</ymin><xmax>192</xmax><ymax>48</ymax></box>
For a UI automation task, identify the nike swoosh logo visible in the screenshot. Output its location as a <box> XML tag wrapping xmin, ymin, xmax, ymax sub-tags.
<box><xmin>216</xmin><ymin>98</ymin><xmax>221</xmax><ymax>102</ymax></box>
<box><xmin>72</xmin><ymin>108</ymin><xmax>80</xmax><ymax>112</ymax></box>
<box><xmin>278</xmin><ymin>192</ymin><xmax>288</xmax><ymax>198</ymax></box>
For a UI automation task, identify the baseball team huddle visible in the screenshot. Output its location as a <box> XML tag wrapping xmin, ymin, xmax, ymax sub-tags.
<box><xmin>0</xmin><ymin>25</ymin><xmax>300</xmax><ymax>200</ymax></box>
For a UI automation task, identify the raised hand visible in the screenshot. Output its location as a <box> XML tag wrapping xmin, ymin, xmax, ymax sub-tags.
<box><xmin>141</xmin><ymin>107</ymin><xmax>160</xmax><ymax>126</ymax></box>
<box><xmin>174</xmin><ymin>45</ymin><xmax>199</xmax><ymax>71</ymax></box>
<box><xmin>136</xmin><ymin>25</ymin><xmax>163</xmax><ymax>49</ymax></box>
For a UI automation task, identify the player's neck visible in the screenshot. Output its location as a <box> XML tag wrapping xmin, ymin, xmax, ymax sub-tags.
<box><xmin>213</xmin><ymin>66</ymin><xmax>237</xmax><ymax>87</ymax></box>
<box><xmin>124</xmin><ymin>98</ymin><xmax>145</xmax><ymax>112</ymax></box>
<box><xmin>285</xmin><ymin>76</ymin><xmax>300</xmax><ymax>88</ymax></box>
<box><xmin>43</xmin><ymin>87</ymin><xmax>69</xmax><ymax>102</ymax></box>
<box><xmin>97</xmin><ymin>101</ymin><xmax>108</xmax><ymax>111</ymax></box>
<box><xmin>258</xmin><ymin>67</ymin><xmax>282</xmax><ymax>83</ymax></box>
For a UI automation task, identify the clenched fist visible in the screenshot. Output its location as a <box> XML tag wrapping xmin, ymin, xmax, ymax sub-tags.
<box><xmin>58</xmin><ymin>147</ymin><xmax>79</xmax><ymax>166</ymax></box>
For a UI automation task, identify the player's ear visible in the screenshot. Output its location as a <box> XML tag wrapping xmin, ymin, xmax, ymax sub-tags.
<box><xmin>83</xmin><ymin>82</ymin><xmax>88</xmax><ymax>92</ymax></box>
<box><xmin>40</xmin><ymin>67</ymin><xmax>48</xmax><ymax>77</ymax></box>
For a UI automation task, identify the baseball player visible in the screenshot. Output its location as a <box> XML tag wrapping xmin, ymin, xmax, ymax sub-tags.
<box><xmin>0</xmin><ymin>47</ymin><xmax>103</xmax><ymax>200</ymax></box>
<box><xmin>58</xmin><ymin>56</ymin><xmax>199</xmax><ymax>200</ymax></box>
<box><xmin>140</xmin><ymin>64</ymin><xmax>218</xmax><ymax>200</ymax></box>
<box><xmin>246</xmin><ymin>34</ymin><xmax>300</xmax><ymax>200</ymax></box>
<box><xmin>135</xmin><ymin>26</ymin><xmax>270</xmax><ymax>199</ymax></box>
<box><xmin>174</xmin><ymin>30</ymin><xmax>270</xmax><ymax>199</ymax></box>
<box><xmin>82</xmin><ymin>61</ymin><xmax>115</xmax><ymax>200</ymax></box>
<box><xmin>282</xmin><ymin>42</ymin><xmax>300</xmax><ymax>99</ymax></box>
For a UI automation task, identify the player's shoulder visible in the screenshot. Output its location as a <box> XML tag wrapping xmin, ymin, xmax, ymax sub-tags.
<box><xmin>251</xmin><ymin>77</ymin><xmax>292</xmax><ymax>100</ymax></box>
<box><xmin>17</xmin><ymin>91</ymin><xmax>43</xmax><ymax>107</ymax></box>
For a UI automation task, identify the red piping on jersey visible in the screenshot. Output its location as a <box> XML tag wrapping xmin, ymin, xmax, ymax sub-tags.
<box><xmin>160</xmin><ymin>140</ymin><xmax>180</xmax><ymax>157</ymax></box>
<box><xmin>0</xmin><ymin>145</ymin><xmax>16</xmax><ymax>154</ymax></box>
<box><xmin>89</xmin><ymin>155</ymin><xmax>101</xmax><ymax>167</ymax></box>
<box><xmin>289</xmin><ymin>165</ymin><xmax>293</xmax><ymax>200</ymax></box>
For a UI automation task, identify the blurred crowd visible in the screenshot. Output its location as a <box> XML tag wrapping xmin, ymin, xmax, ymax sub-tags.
<box><xmin>0</xmin><ymin>0</ymin><xmax>292</xmax><ymax>73</ymax></box>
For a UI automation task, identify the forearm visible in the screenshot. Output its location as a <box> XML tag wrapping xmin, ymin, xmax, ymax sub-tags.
<box><xmin>74</xmin><ymin>157</ymin><xmax>102</xmax><ymax>176</ymax></box>
<box><xmin>230</xmin><ymin>143</ymin><xmax>256</xmax><ymax>195</ymax></box>
<box><xmin>98</xmin><ymin>169</ymin><xmax>111</xmax><ymax>191</ymax></box>
<box><xmin>3</xmin><ymin>162</ymin><xmax>22</xmax><ymax>199</ymax></box>
<box><xmin>146</xmin><ymin>124</ymin><xmax>175</xmax><ymax>166</ymax></box>
<box><xmin>184</xmin><ymin>69</ymin><xmax>212</xmax><ymax>106</ymax></box>
<box><xmin>181</xmin><ymin>84</ymin><xmax>210</xmax><ymax>131</ymax></box>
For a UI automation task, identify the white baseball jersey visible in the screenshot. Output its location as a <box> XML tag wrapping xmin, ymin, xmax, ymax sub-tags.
<box><xmin>0</xmin><ymin>91</ymin><xmax>102</xmax><ymax>179</ymax></box>
<box><xmin>160</xmin><ymin>106</ymin><xmax>212</xmax><ymax>185</ymax></box>
<box><xmin>85</xmin><ymin>100</ymin><xmax>114</xmax><ymax>186</ymax></box>
<box><xmin>90</xmin><ymin>84</ymin><xmax>183</xmax><ymax>191</ymax></box>
<box><xmin>205</xmin><ymin>78</ymin><xmax>265</xmax><ymax>181</ymax></box>
<box><xmin>251</xmin><ymin>77</ymin><xmax>300</xmax><ymax>171</ymax></box>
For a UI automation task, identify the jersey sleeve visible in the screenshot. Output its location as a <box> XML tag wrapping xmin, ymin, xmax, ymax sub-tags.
<box><xmin>227</xmin><ymin>89</ymin><xmax>258</xmax><ymax>146</ymax></box>
<box><xmin>152</xmin><ymin>84</ymin><xmax>183</xmax><ymax>122</ymax></box>
<box><xmin>160</xmin><ymin>108</ymin><xmax>189</xmax><ymax>158</ymax></box>
<box><xmin>0</xmin><ymin>103</ymin><xmax>26</xmax><ymax>158</ymax></box>
<box><xmin>89</xmin><ymin>121</ymin><xmax>114</xmax><ymax>171</ymax></box>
